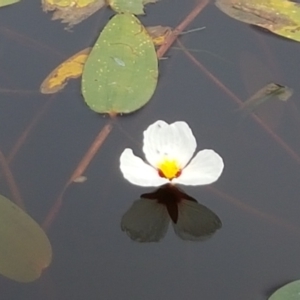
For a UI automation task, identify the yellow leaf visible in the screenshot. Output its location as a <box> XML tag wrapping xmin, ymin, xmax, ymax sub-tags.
<box><xmin>40</xmin><ymin>48</ymin><xmax>91</xmax><ymax>94</ymax></box>
<box><xmin>215</xmin><ymin>0</ymin><xmax>300</xmax><ymax>42</ymax></box>
<box><xmin>42</xmin><ymin>0</ymin><xmax>106</xmax><ymax>27</ymax></box>
<box><xmin>43</xmin><ymin>0</ymin><xmax>97</xmax><ymax>8</ymax></box>
<box><xmin>146</xmin><ymin>26</ymin><xmax>172</xmax><ymax>46</ymax></box>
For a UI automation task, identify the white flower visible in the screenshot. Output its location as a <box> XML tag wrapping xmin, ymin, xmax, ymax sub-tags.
<box><xmin>120</xmin><ymin>120</ymin><xmax>224</xmax><ymax>187</ymax></box>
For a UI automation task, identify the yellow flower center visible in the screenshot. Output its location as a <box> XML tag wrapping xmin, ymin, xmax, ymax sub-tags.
<box><xmin>157</xmin><ymin>159</ymin><xmax>181</xmax><ymax>180</ymax></box>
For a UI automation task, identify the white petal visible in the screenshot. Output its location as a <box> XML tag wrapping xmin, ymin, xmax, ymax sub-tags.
<box><xmin>143</xmin><ymin>121</ymin><xmax>196</xmax><ymax>168</ymax></box>
<box><xmin>172</xmin><ymin>149</ymin><xmax>224</xmax><ymax>186</ymax></box>
<box><xmin>120</xmin><ymin>149</ymin><xmax>168</xmax><ymax>187</ymax></box>
<box><xmin>172</xmin><ymin>200</ymin><xmax>222</xmax><ymax>241</ymax></box>
<box><xmin>121</xmin><ymin>199</ymin><xmax>169</xmax><ymax>242</ymax></box>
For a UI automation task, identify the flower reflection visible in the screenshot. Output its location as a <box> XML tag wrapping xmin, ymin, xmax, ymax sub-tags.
<box><xmin>121</xmin><ymin>184</ymin><xmax>222</xmax><ymax>242</ymax></box>
<box><xmin>120</xmin><ymin>120</ymin><xmax>224</xmax><ymax>187</ymax></box>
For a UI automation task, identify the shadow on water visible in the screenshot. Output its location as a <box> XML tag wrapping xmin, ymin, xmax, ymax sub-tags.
<box><xmin>121</xmin><ymin>184</ymin><xmax>222</xmax><ymax>242</ymax></box>
<box><xmin>1</xmin><ymin>0</ymin><xmax>300</xmax><ymax>299</ymax></box>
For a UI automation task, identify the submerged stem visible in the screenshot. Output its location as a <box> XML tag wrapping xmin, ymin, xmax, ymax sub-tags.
<box><xmin>7</xmin><ymin>99</ymin><xmax>54</xmax><ymax>164</ymax></box>
<box><xmin>156</xmin><ymin>0</ymin><xmax>209</xmax><ymax>58</ymax></box>
<box><xmin>0</xmin><ymin>150</ymin><xmax>25</xmax><ymax>210</ymax></box>
<box><xmin>177</xmin><ymin>39</ymin><xmax>300</xmax><ymax>165</ymax></box>
<box><xmin>42</xmin><ymin>119</ymin><xmax>114</xmax><ymax>230</ymax></box>
<box><xmin>208</xmin><ymin>186</ymin><xmax>300</xmax><ymax>235</ymax></box>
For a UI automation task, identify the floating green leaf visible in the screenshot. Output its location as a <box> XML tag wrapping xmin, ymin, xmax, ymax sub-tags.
<box><xmin>108</xmin><ymin>0</ymin><xmax>158</xmax><ymax>14</ymax></box>
<box><xmin>0</xmin><ymin>0</ymin><xmax>20</xmax><ymax>8</ymax></box>
<box><xmin>269</xmin><ymin>280</ymin><xmax>300</xmax><ymax>300</ymax></box>
<box><xmin>215</xmin><ymin>0</ymin><xmax>300</xmax><ymax>42</ymax></box>
<box><xmin>0</xmin><ymin>195</ymin><xmax>52</xmax><ymax>282</ymax></box>
<box><xmin>82</xmin><ymin>13</ymin><xmax>158</xmax><ymax>114</ymax></box>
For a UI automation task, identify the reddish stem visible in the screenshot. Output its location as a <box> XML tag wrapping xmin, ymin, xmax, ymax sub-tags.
<box><xmin>0</xmin><ymin>150</ymin><xmax>25</xmax><ymax>210</ymax></box>
<box><xmin>177</xmin><ymin>39</ymin><xmax>300</xmax><ymax>165</ymax></box>
<box><xmin>7</xmin><ymin>99</ymin><xmax>54</xmax><ymax>163</ymax></box>
<box><xmin>157</xmin><ymin>0</ymin><xmax>209</xmax><ymax>59</ymax></box>
<box><xmin>42</xmin><ymin>120</ymin><xmax>113</xmax><ymax>230</ymax></box>
<box><xmin>0</xmin><ymin>25</ymin><xmax>65</xmax><ymax>59</ymax></box>
<box><xmin>208</xmin><ymin>186</ymin><xmax>300</xmax><ymax>235</ymax></box>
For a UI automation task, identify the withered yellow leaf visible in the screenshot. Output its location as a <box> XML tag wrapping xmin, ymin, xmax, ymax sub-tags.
<box><xmin>44</xmin><ymin>0</ymin><xmax>91</xmax><ymax>6</ymax></box>
<box><xmin>40</xmin><ymin>48</ymin><xmax>91</xmax><ymax>94</ymax></box>
<box><xmin>42</xmin><ymin>0</ymin><xmax>106</xmax><ymax>28</ymax></box>
<box><xmin>146</xmin><ymin>26</ymin><xmax>172</xmax><ymax>46</ymax></box>
<box><xmin>215</xmin><ymin>0</ymin><xmax>300</xmax><ymax>42</ymax></box>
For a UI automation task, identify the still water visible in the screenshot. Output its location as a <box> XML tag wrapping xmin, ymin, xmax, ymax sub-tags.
<box><xmin>1</xmin><ymin>0</ymin><xmax>300</xmax><ymax>299</ymax></box>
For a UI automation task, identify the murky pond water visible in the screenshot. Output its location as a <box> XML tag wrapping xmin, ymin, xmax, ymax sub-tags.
<box><xmin>1</xmin><ymin>1</ymin><xmax>300</xmax><ymax>299</ymax></box>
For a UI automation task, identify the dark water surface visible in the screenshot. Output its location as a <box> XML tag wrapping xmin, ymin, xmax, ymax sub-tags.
<box><xmin>1</xmin><ymin>1</ymin><xmax>300</xmax><ymax>299</ymax></box>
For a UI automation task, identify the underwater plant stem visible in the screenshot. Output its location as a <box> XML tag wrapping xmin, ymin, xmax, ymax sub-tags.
<box><xmin>177</xmin><ymin>39</ymin><xmax>300</xmax><ymax>165</ymax></box>
<box><xmin>0</xmin><ymin>25</ymin><xmax>65</xmax><ymax>59</ymax></box>
<box><xmin>207</xmin><ymin>186</ymin><xmax>300</xmax><ymax>235</ymax></box>
<box><xmin>7</xmin><ymin>99</ymin><xmax>54</xmax><ymax>164</ymax></box>
<box><xmin>156</xmin><ymin>0</ymin><xmax>209</xmax><ymax>58</ymax></box>
<box><xmin>0</xmin><ymin>150</ymin><xmax>25</xmax><ymax>210</ymax></box>
<box><xmin>42</xmin><ymin>120</ymin><xmax>114</xmax><ymax>231</ymax></box>
<box><xmin>66</xmin><ymin>120</ymin><xmax>113</xmax><ymax>185</ymax></box>
<box><xmin>0</xmin><ymin>88</ymin><xmax>41</xmax><ymax>95</ymax></box>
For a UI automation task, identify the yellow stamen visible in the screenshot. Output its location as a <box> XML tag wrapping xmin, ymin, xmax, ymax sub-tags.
<box><xmin>157</xmin><ymin>159</ymin><xmax>181</xmax><ymax>180</ymax></box>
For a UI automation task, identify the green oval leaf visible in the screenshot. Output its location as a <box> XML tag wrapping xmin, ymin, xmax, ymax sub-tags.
<box><xmin>82</xmin><ymin>13</ymin><xmax>158</xmax><ymax>114</ymax></box>
<box><xmin>0</xmin><ymin>0</ymin><xmax>20</xmax><ymax>8</ymax></box>
<box><xmin>269</xmin><ymin>280</ymin><xmax>300</xmax><ymax>300</ymax></box>
<box><xmin>0</xmin><ymin>195</ymin><xmax>52</xmax><ymax>282</ymax></box>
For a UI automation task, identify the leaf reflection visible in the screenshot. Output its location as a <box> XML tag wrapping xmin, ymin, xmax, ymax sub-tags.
<box><xmin>121</xmin><ymin>184</ymin><xmax>222</xmax><ymax>242</ymax></box>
